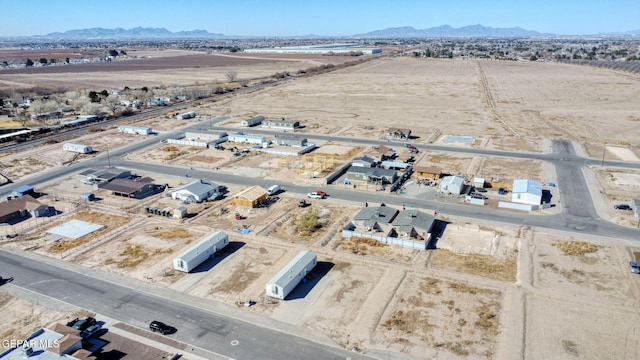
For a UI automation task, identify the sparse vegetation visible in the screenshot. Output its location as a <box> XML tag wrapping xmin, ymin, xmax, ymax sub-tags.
<box><xmin>552</xmin><ymin>240</ymin><xmax>598</xmax><ymax>256</ymax></box>
<box><xmin>339</xmin><ymin>236</ymin><xmax>389</xmax><ymax>256</ymax></box>
<box><xmin>117</xmin><ymin>244</ymin><xmax>172</xmax><ymax>268</ymax></box>
<box><xmin>430</xmin><ymin>249</ymin><xmax>517</xmax><ymax>282</ymax></box>
<box><xmin>151</xmin><ymin>228</ymin><xmax>191</xmax><ymax>239</ymax></box>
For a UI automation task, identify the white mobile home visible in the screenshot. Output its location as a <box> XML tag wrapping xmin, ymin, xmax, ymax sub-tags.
<box><xmin>241</xmin><ymin>115</ymin><xmax>265</xmax><ymax>127</ymax></box>
<box><xmin>63</xmin><ymin>143</ymin><xmax>92</xmax><ymax>154</ymax></box>
<box><xmin>265</xmin><ymin>251</ymin><xmax>317</xmax><ymax>300</ymax></box>
<box><xmin>227</xmin><ymin>132</ymin><xmax>267</xmax><ymax>145</ymax></box>
<box><xmin>173</xmin><ymin>230</ymin><xmax>229</xmax><ymax>273</ymax></box>
<box><xmin>118</xmin><ymin>125</ymin><xmax>152</xmax><ymax>135</ymax></box>
<box><xmin>178</xmin><ymin>111</ymin><xmax>196</xmax><ymax>120</ymax></box>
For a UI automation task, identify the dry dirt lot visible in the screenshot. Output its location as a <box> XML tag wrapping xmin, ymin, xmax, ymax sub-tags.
<box><xmin>590</xmin><ymin>167</ymin><xmax>640</xmax><ymax>226</ymax></box>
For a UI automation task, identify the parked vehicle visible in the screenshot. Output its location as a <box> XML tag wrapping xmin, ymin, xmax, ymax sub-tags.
<box><xmin>474</xmin><ymin>187</ymin><xmax>487</xmax><ymax>193</ymax></box>
<box><xmin>614</xmin><ymin>204</ymin><xmax>632</xmax><ymax>210</ymax></box>
<box><xmin>149</xmin><ymin>321</ymin><xmax>174</xmax><ymax>335</ymax></box>
<box><xmin>298</xmin><ymin>199</ymin><xmax>307</xmax><ymax>207</ymax></box>
<box><xmin>630</xmin><ymin>261</ymin><xmax>640</xmax><ymax>274</ymax></box>
<box><xmin>267</xmin><ymin>185</ymin><xmax>282</xmax><ymax>196</ymax></box>
<box><xmin>307</xmin><ymin>190</ymin><xmax>326</xmax><ymax>199</ymax></box>
<box><xmin>72</xmin><ymin>317</ymin><xmax>96</xmax><ymax>331</ymax></box>
<box><xmin>80</xmin><ymin>324</ymin><xmax>102</xmax><ymax>339</ymax></box>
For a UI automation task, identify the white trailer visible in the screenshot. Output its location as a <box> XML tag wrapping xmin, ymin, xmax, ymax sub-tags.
<box><xmin>178</xmin><ymin>111</ymin><xmax>196</xmax><ymax>120</ymax></box>
<box><xmin>241</xmin><ymin>115</ymin><xmax>264</xmax><ymax>127</ymax></box>
<box><xmin>173</xmin><ymin>231</ymin><xmax>229</xmax><ymax>273</ymax></box>
<box><xmin>266</xmin><ymin>251</ymin><xmax>317</xmax><ymax>300</ymax></box>
<box><xmin>63</xmin><ymin>143</ymin><xmax>93</xmax><ymax>154</ymax></box>
<box><xmin>118</xmin><ymin>125</ymin><xmax>152</xmax><ymax>135</ymax></box>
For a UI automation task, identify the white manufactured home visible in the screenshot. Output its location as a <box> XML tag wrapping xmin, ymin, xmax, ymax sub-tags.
<box><xmin>265</xmin><ymin>251</ymin><xmax>317</xmax><ymax>300</ymax></box>
<box><xmin>173</xmin><ymin>231</ymin><xmax>229</xmax><ymax>273</ymax></box>
<box><xmin>63</xmin><ymin>143</ymin><xmax>93</xmax><ymax>154</ymax></box>
<box><xmin>118</xmin><ymin>125</ymin><xmax>152</xmax><ymax>135</ymax></box>
<box><xmin>241</xmin><ymin>115</ymin><xmax>264</xmax><ymax>127</ymax></box>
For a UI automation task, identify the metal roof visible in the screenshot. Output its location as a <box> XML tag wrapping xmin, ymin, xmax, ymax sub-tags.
<box><xmin>392</xmin><ymin>210</ymin><xmax>435</xmax><ymax>232</ymax></box>
<box><xmin>170</xmin><ymin>179</ymin><xmax>221</xmax><ymax>197</ymax></box>
<box><xmin>175</xmin><ymin>231</ymin><xmax>228</xmax><ymax>264</ymax></box>
<box><xmin>354</xmin><ymin>206</ymin><xmax>398</xmax><ymax>224</ymax></box>
<box><xmin>100</xmin><ymin>177</ymin><xmax>153</xmax><ymax>194</ymax></box>
<box><xmin>512</xmin><ymin>179</ymin><xmax>542</xmax><ymax>196</ymax></box>
<box><xmin>47</xmin><ymin>219</ymin><xmax>104</xmax><ymax>240</ymax></box>
<box><xmin>268</xmin><ymin>251</ymin><xmax>317</xmax><ymax>288</ymax></box>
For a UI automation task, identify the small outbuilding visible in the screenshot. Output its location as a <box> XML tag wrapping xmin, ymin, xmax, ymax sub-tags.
<box><xmin>173</xmin><ymin>231</ymin><xmax>229</xmax><ymax>273</ymax></box>
<box><xmin>11</xmin><ymin>185</ymin><xmax>36</xmax><ymax>198</ymax></box>
<box><xmin>414</xmin><ymin>166</ymin><xmax>443</xmax><ymax>179</ymax></box>
<box><xmin>63</xmin><ymin>143</ymin><xmax>92</xmax><ymax>154</ymax></box>
<box><xmin>512</xmin><ymin>179</ymin><xmax>542</xmax><ymax>205</ymax></box>
<box><xmin>351</xmin><ymin>156</ymin><xmax>376</xmax><ymax>168</ymax></box>
<box><xmin>439</xmin><ymin>176</ymin><xmax>465</xmax><ymax>195</ymax></box>
<box><xmin>265</xmin><ymin>250</ymin><xmax>317</xmax><ymax>300</ymax></box>
<box><xmin>230</xmin><ymin>185</ymin><xmax>268</xmax><ymax>208</ymax></box>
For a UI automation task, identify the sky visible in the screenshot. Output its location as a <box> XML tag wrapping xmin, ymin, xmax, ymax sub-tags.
<box><xmin>1</xmin><ymin>0</ymin><xmax>638</xmax><ymax>37</ymax></box>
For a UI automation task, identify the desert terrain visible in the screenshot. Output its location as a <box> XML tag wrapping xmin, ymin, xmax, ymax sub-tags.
<box><xmin>1</xmin><ymin>53</ymin><xmax>640</xmax><ymax>360</ymax></box>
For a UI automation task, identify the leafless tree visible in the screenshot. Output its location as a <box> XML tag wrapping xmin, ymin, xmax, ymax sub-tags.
<box><xmin>226</xmin><ymin>71</ymin><xmax>238</xmax><ymax>82</ymax></box>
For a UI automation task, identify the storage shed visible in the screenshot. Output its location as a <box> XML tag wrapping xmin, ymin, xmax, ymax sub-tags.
<box><xmin>230</xmin><ymin>185</ymin><xmax>268</xmax><ymax>208</ymax></box>
<box><xmin>11</xmin><ymin>185</ymin><xmax>36</xmax><ymax>198</ymax></box>
<box><xmin>63</xmin><ymin>143</ymin><xmax>92</xmax><ymax>154</ymax></box>
<box><xmin>178</xmin><ymin>111</ymin><xmax>196</xmax><ymax>120</ymax></box>
<box><xmin>265</xmin><ymin>251</ymin><xmax>317</xmax><ymax>300</ymax></box>
<box><xmin>512</xmin><ymin>179</ymin><xmax>542</xmax><ymax>205</ymax></box>
<box><xmin>118</xmin><ymin>125</ymin><xmax>152</xmax><ymax>135</ymax></box>
<box><xmin>241</xmin><ymin>115</ymin><xmax>265</xmax><ymax>127</ymax></box>
<box><xmin>173</xmin><ymin>231</ymin><xmax>229</xmax><ymax>273</ymax></box>
<box><xmin>439</xmin><ymin>176</ymin><xmax>465</xmax><ymax>195</ymax></box>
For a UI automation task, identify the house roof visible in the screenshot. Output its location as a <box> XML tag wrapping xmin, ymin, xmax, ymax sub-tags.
<box><xmin>100</xmin><ymin>177</ymin><xmax>154</xmax><ymax>194</ymax></box>
<box><xmin>232</xmin><ymin>185</ymin><xmax>267</xmax><ymax>201</ymax></box>
<box><xmin>276</xmin><ymin>134</ymin><xmax>306</xmax><ymax>141</ymax></box>
<box><xmin>380</xmin><ymin>161</ymin><xmax>409</xmax><ymax>169</ymax></box>
<box><xmin>47</xmin><ymin>333</ymin><xmax>81</xmax><ymax>355</ymax></box>
<box><xmin>440</xmin><ymin>176</ymin><xmax>465</xmax><ymax>188</ymax></box>
<box><xmin>13</xmin><ymin>185</ymin><xmax>34</xmax><ymax>193</ymax></box>
<box><xmin>47</xmin><ymin>323</ymin><xmax>80</xmax><ymax>336</ymax></box>
<box><xmin>347</xmin><ymin>167</ymin><xmax>397</xmax><ymax>178</ymax></box>
<box><xmin>512</xmin><ymin>179</ymin><xmax>542</xmax><ymax>196</ymax></box>
<box><xmin>352</xmin><ymin>155</ymin><xmax>375</xmax><ymax>164</ymax></box>
<box><xmin>354</xmin><ymin>206</ymin><xmax>399</xmax><ymax>224</ymax></box>
<box><xmin>81</xmin><ymin>167</ymin><xmax>129</xmax><ymax>181</ymax></box>
<box><xmin>392</xmin><ymin>210</ymin><xmax>435</xmax><ymax>233</ymax></box>
<box><xmin>268</xmin><ymin>251</ymin><xmax>316</xmax><ymax>288</ymax></box>
<box><xmin>171</xmin><ymin>179</ymin><xmax>221</xmax><ymax>197</ymax></box>
<box><xmin>376</xmin><ymin>145</ymin><xmax>391</xmax><ymax>154</ymax></box>
<box><xmin>0</xmin><ymin>195</ymin><xmax>45</xmax><ymax>218</ymax></box>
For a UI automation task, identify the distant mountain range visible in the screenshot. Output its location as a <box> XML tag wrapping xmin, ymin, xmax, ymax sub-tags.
<box><xmin>21</xmin><ymin>25</ymin><xmax>639</xmax><ymax>39</ymax></box>
<box><xmin>355</xmin><ymin>25</ymin><xmax>543</xmax><ymax>38</ymax></box>
<box><xmin>44</xmin><ymin>27</ymin><xmax>225</xmax><ymax>39</ymax></box>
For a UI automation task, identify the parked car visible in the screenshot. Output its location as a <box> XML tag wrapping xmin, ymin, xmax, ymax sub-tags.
<box><xmin>630</xmin><ymin>261</ymin><xmax>640</xmax><ymax>274</ymax></box>
<box><xmin>474</xmin><ymin>187</ymin><xmax>487</xmax><ymax>193</ymax></box>
<box><xmin>72</xmin><ymin>317</ymin><xmax>96</xmax><ymax>331</ymax></box>
<box><xmin>614</xmin><ymin>204</ymin><xmax>632</xmax><ymax>210</ymax></box>
<box><xmin>149</xmin><ymin>321</ymin><xmax>174</xmax><ymax>335</ymax></box>
<box><xmin>298</xmin><ymin>199</ymin><xmax>307</xmax><ymax>207</ymax></box>
<box><xmin>80</xmin><ymin>324</ymin><xmax>102</xmax><ymax>339</ymax></box>
<box><xmin>307</xmin><ymin>192</ymin><xmax>323</xmax><ymax>199</ymax></box>
<box><xmin>267</xmin><ymin>185</ymin><xmax>282</xmax><ymax>196</ymax></box>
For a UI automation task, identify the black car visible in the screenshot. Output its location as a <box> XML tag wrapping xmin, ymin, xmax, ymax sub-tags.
<box><xmin>149</xmin><ymin>321</ymin><xmax>174</xmax><ymax>335</ymax></box>
<box><xmin>72</xmin><ymin>317</ymin><xmax>96</xmax><ymax>331</ymax></box>
<box><xmin>614</xmin><ymin>204</ymin><xmax>632</xmax><ymax>210</ymax></box>
<box><xmin>474</xmin><ymin>187</ymin><xmax>487</xmax><ymax>193</ymax></box>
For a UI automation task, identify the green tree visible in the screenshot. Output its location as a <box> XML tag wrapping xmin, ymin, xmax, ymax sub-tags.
<box><xmin>39</xmin><ymin>58</ymin><xmax>48</xmax><ymax>65</ymax></box>
<box><xmin>529</xmin><ymin>55</ymin><xmax>538</xmax><ymax>61</ymax></box>
<box><xmin>88</xmin><ymin>91</ymin><xmax>100</xmax><ymax>103</ymax></box>
<box><xmin>25</xmin><ymin>58</ymin><xmax>34</xmax><ymax>67</ymax></box>
<box><xmin>50</xmin><ymin>58</ymin><xmax>56</xmax><ymax>64</ymax></box>
<box><xmin>119</xmin><ymin>50</ymin><xmax>127</xmax><ymax>56</ymax></box>
<box><xmin>108</xmin><ymin>49</ymin><xmax>119</xmax><ymax>57</ymax></box>
<box><xmin>100</xmin><ymin>89</ymin><xmax>109</xmax><ymax>98</ymax></box>
<box><xmin>65</xmin><ymin>57</ymin><xmax>70</xmax><ymax>64</ymax></box>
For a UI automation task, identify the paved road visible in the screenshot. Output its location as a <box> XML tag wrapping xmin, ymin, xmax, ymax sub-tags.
<box><xmin>0</xmin><ymin>249</ymin><xmax>372</xmax><ymax>360</ymax></box>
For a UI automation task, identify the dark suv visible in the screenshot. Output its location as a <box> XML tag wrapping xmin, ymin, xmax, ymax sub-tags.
<box><xmin>614</xmin><ymin>204</ymin><xmax>632</xmax><ymax>210</ymax></box>
<box><xmin>149</xmin><ymin>321</ymin><xmax>174</xmax><ymax>335</ymax></box>
<box><xmin>72</xmin><ymin>317</ymin><xmax>96</xmax><ymax>331</ymax></box>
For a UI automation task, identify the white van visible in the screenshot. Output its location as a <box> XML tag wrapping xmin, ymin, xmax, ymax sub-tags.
<box><xmin>267</xmin><ymin>185</ymin><xmax>281</xmax><ymax>196</ymax></box>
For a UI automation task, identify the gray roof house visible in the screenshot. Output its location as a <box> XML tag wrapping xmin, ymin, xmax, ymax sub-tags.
<box><xmin>391</xmin><ymin>210</ymin><xmax>435</xmax><ymax>240</ymax></box>
<box><xmin>169</xmin><ymin>179</ymin><xmax>225</xmax><ymax>203</ymax></box>
<box><xmin>346</xmin><ymin>167</ymin><xmax>397</xmax><ymax>184</ymax></box>
<box><xmin>351</xmin><ymin>156</ymin><xmax>376</xmax><ymax>167</ymax></box>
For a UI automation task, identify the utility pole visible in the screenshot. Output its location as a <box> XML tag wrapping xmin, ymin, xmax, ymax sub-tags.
<box><xmin>601</xmin><ymin>144</ymin><xmax>606</xmax><ymax>167</ymax></box>
<box><xmin>107</xmin><ymin>148</ymin><xmax>111</xmax><ymax>168</ymax></box>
